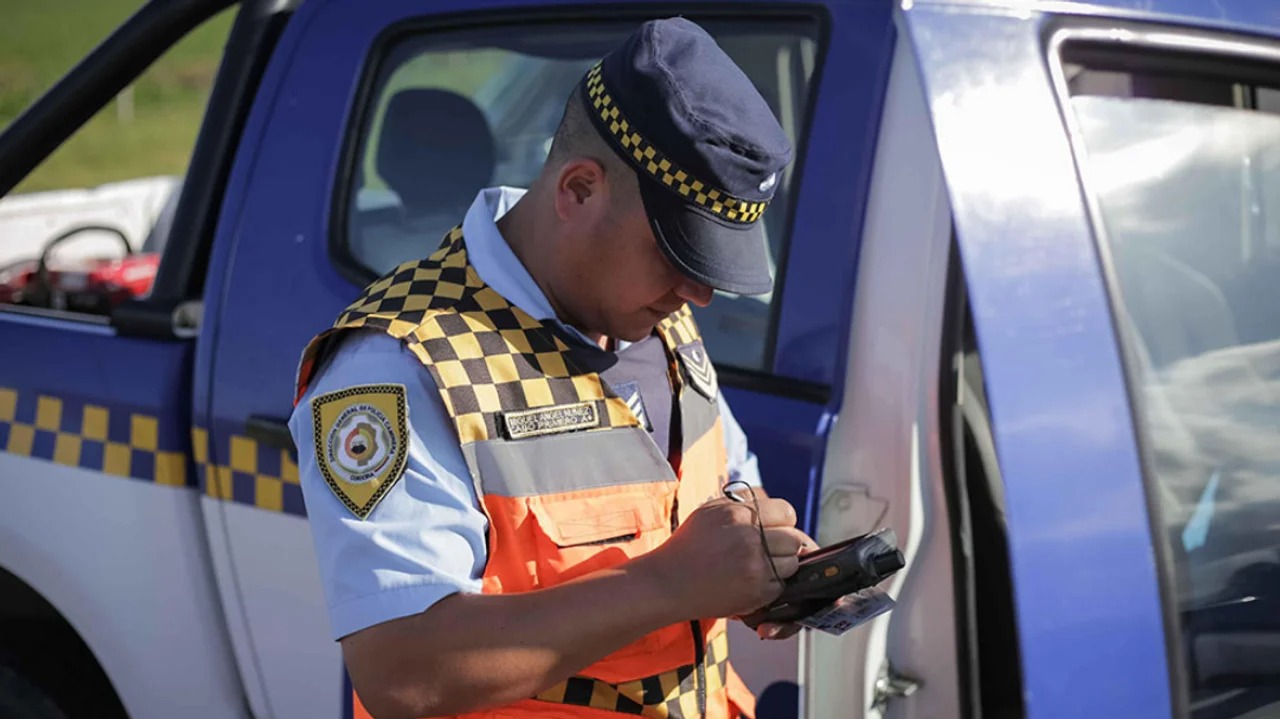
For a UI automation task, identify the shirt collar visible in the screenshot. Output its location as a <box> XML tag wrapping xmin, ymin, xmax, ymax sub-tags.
<box><xmin>461</xmin><ymin>187</ymin><xmax>600</xmax><ymax>347</ymax></box>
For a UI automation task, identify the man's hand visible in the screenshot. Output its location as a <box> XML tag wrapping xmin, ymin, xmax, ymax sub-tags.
<box><xmin>633</xmin><ymin>494</ymin><xmax>817</xmax><ymax>621</ymax></box>
<box><xmin>342</xmin><ymin>492</ymin><xmax>816</xmax><ymax>718</ymax></box>
<box><xmin>755</xmin><ymin>621</ymin><xmax>805</xmax><ymax>641</ymax></box>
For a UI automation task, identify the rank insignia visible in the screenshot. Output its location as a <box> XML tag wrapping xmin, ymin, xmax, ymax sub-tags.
<box><xmin>677</xmin><ymin>340</ymin><xmax>718</xmax><ymax>400</ymax></box>
<box><xmin>613</xmin><ymin>381</ymin><xmax>650</xmax><ymax>430</ymax></box>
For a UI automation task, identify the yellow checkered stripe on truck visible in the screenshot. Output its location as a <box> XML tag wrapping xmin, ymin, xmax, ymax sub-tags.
<box><xmin>0</xmin><ymin>385</ymin><xmax>188</xmax><ymax>486</ymax></box>
<box><xmin>0</xmin><ymin>385</ymin><xmax>305</xmax><ymax>516</ymax></box>
<box><xmin>192</xmin><ymin>427</ymin><xmax>304</xmax><ymax>515</ymax></box>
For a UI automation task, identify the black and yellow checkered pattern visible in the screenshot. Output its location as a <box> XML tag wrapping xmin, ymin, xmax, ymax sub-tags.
<box><xmin>192</xmin><ymin>427</ymin><xmax>303</xmax><ymax>514</ymax></box>
<box><xmin>657</xmin><ymin>304</ymin><xmax>700</xmax><ymax>350</ymax></box>
<box><xmin>305</xmin><ymin>228</ymin><xmax>643</xmax><ymax>444</ymax></box>
<box><xmin>535</xmin><ymin>631</ymin><xmax>730</xmax><ymax>718</ymax></box>
<box><xmin>584</xmin><ymin>63</ymin><xmax>768</xmax><ymax>225</ymax></box>
<box><xmin>0</xmin><ymin>386</ymin><xmax>188</xmax><ymax>486</ymax></box>
<box><xmin>0</xmin><ymin>387</ymin><xmax>305</xmax><ymax>515</ymax></box>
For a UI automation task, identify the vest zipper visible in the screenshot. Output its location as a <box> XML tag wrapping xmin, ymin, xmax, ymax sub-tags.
<box><xmin>691</xmin><ymin>619</ymin><xmax>707</xmax><ymax>717</ymax></box>
<box><xmin>669</xmin><ymin>497</ymin><xmax>706</xmax><ymax>716</ymax></box>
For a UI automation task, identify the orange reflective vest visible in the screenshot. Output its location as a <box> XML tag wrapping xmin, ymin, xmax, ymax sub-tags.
<box><xmin>297</xmin><ymin>228</ymin><xmax>756</xmax><ymax>719</ymax></box>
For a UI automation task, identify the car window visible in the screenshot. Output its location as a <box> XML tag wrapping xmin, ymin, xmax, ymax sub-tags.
<box><xmin>0</xmin><ymin>8</ymin><xmax>235</xmax><ymax>315</ymax></box>
<box><xmin>338</xmin><ymin>18</ymin><xmax>819</xmax><ymax>372</ymax></box>
<box><xmin>1065</xmin><ymin>55</ymin><xmax>1280</xmax><ymax>719</ymax></box>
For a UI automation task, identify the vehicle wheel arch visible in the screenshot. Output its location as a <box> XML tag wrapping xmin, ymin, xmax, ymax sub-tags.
<box><xmin>0</xmin><ymin>565</ymin><xmax>128</xmax><ymax>719</ymax></box>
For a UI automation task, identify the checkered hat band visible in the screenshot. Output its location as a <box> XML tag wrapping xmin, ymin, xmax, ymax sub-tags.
<box><xmin>534</xmin><ymin>632</ymin><xmax>731</xmax><ymax>718</ymax></box>
<box><xmin>584</xmin><ymin>64</ymin><xmax>768</xmax><ymax>225</ymax></box>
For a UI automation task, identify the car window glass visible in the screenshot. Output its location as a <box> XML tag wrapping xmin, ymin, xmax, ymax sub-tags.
<box><xmin>1066</xmin><ymin>58</ymin><xmax>1280</xmax><ymax>719</ymax></box>
<box><xmin>340</xmin><ymin>19</ymin><xmax>819</xmax><ymax>372</ymax></box>
<box><xmin>0</xmin><ymin>8</ymin><xmax>235</xmax><ymax>315</ymax></box>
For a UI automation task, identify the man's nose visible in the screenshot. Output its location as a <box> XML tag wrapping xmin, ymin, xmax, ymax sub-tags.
<box><xmin>675</xmin><ymin>277</ymin><xmax>715</xmax><ymax>307</ymax></box>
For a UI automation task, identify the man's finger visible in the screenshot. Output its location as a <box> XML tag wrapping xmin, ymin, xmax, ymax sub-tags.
<box><xmin>762</xmin><ymin>526</ymin><xmax>810</xmax><ymax>557</ymax></box>
<box><xmin>756</xmin><ymin>622</ymin><xmax>804</xmax><ymax>641</ymax></box>
<box><xmin>755</xmin><ymin>497</ymin><xmax>797</xmax><ymax>528</ymax></box>
<box><xmin>770</xmin><ymin>554</ymin><xmax>800</xmax><ymax>580</ymax></box>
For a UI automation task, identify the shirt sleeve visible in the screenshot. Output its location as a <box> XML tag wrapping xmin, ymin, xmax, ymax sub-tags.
<box><xmin>718</xmin><ymin>393</ymin><xmax>762</xmax><ymax>488</ymax></box>
<box><xmin>289</xmin><ymin>331</ymin><xmax>489</xmax><ymax>641</ymax></box>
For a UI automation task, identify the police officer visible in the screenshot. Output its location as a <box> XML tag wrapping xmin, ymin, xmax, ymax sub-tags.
<box><xmin>290</xmin><ymin>17</ymin><xmax>815</xmax><ymax>719</ymax></box>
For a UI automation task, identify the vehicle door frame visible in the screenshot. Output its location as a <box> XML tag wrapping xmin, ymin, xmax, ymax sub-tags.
<box><xmin>903</xmin><ymin>4</ymin><xmax>1175</xmax><ymax>718</ymax></box>
<box><xmin>1044</xmin><ymin>15</ymin><xmax>1280</xmax><ymax>718</ymax></box>
<box><xmin>0</xmin><ymin>1</ymin><xmax>299</xmax><ymax>716</ymax></box>
<box><xmin>800</xmin><ymin>19</ymin><xmax>964</xmax><ymax>717</ymax></box>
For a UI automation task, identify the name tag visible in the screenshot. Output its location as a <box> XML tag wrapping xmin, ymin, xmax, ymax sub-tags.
<box><xmin>502</xmin><ymin>401</ymin><xmax>600</xmax><ymax>440</ymax></box>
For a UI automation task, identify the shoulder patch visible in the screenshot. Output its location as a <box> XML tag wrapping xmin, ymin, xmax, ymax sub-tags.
<box><xmin>311</xmin><ymin>383</ymin><xmax>409</xmax><ymax>519</ymax></box>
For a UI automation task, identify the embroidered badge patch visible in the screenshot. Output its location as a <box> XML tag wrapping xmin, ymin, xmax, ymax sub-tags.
<box><xmin>311</xmin><ymin>383</ymin><xmax>409</xmax><ymax>519</ymax></box>
<box><xmin>678</xmin><ymin>340</ymin><xmax>718</xmax><ymax>400</ymax></box>
<box><xmin>613</xmin><ymin>381</ymin><xmax>650</xmax><ymax>430</ymax></box>
<box><xmin>501</xmin><ymin>401</ymin><xmax>600</xmax><ymax>440</ymax></box>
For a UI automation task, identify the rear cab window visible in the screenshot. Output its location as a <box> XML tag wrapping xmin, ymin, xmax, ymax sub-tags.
<box><xmin>0</xmin><ymin>7</ymin><xmax>235</xmax><ymax>317</ymax></box>
<box><xmin>1056</xmin><ymin>27</ymin><xmax>1280</xmax><ymax>719</ymax></box>
<box><xmin>332</xmin><ymin>17</ymin><xmax>820</xmax><ymax>373</ymax></box>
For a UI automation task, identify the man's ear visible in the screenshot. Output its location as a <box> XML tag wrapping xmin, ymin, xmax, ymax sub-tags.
<box><xmin>553</xmin><ymin>157</ymin><xmax>608</xmax><ymax>222</ymax></box>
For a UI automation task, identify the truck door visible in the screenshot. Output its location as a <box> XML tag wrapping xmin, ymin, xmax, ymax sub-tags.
<box><xmin>201</xmin><ymin>0</ymin><xmax>892</xmax><ymax>716</ymax></box>
<box><xmin>0</xmin><ymin>2</ymin><xmax>291</xmax><ymax>718</ymax></box>
<box><xmin>805</xmin><ymin>6</ymin><xmax>1192</xmax><ymax>719</ymax></box>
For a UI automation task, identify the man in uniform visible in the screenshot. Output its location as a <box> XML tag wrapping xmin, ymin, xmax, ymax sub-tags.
<box><xmin>290</xmin><ymin>17</ymin><xmax>814</xmax><ymax>719</ymax></box>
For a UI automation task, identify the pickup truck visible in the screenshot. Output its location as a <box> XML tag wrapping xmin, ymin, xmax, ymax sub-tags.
<box><xmin>1</xmin><ymin>0</ymin><xmax>1278</xmax><ymax>718</ymax></box>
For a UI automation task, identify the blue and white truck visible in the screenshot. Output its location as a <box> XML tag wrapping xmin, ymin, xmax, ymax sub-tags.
<box><xmin>0</xmin><ymin>0</ymin><xmax>1277</xmax><ymax>717</ymax></box>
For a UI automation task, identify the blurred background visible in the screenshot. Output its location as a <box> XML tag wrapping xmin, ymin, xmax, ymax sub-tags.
<box><xmin>0</xmin><ymin>0</ymin><xmax>231</xmax><ymax>194</ymax></box>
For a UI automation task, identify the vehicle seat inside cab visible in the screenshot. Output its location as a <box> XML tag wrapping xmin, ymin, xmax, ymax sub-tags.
<box><xmin>1110</xmin><ymin>241</ymin><xmax>1240</xmax><ymax>371</ymax></box>
<box><xmin>350</xmin><ymin>88</ymin><xmax>497</xmax><ymax>273</ymax></box>
<box><xmin>1105</xmin><ymin>136</ymin><xmax>1280</xmax><ymax>607</ymax></box>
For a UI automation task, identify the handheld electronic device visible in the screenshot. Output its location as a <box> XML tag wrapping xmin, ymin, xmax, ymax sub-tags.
<box><xmin>741</xmin><ymin>528</ymin><xmax>904</xmax><ymax>628</ymax></box>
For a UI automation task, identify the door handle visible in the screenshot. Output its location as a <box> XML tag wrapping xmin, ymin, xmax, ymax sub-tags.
<box><xmin>245</xmin><ymin>415</ymin><xmax>296</xmax><ymax>453</ymax></box>
<box><xmin>871</xmin><ymin>661</ymin><xmax>921</xmax><ymax>712</ymax></box>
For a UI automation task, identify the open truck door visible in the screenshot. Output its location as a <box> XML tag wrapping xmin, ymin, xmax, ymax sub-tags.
<box><xmin>0</xmin><ymin>1</ymin><xmax>296</xmax><ymax>716</ymax></box>
<box><xmin>805</xmin><ymin>6</ymin><xmax>1171</xmax><ymax>718</ymax></box>
<box><xmin>800</xmin><ymin>4</ymin><xmax>1280</xmax><ymax>719</ymax></box>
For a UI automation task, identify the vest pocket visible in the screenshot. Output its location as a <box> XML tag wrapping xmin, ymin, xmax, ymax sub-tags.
<box><xmin>536</xmin><ymin>501</ymin><xmax>653</xmax><ymax>546</ymax></box>
<box><xmin>527</xmin><ymin>485</ymin><xmax>687</xmax><ymax>667</ymax></box>
<box><xmin>527</xmin><ymin>485</ymin><xmax>673</xmax><ymax>587</ymax></box>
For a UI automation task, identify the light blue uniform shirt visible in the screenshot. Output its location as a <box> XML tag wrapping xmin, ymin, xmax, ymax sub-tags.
<box><xmin>290</xmin><ymin>187</ymin><xmax>762</xmax><ymax>641</ymax></box>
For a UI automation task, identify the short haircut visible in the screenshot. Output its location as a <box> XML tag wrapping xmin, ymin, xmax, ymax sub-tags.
<box><xmin>546</xmin><ymin>85</ymin><xmax>637</xmax><ymax>205</ymax></box>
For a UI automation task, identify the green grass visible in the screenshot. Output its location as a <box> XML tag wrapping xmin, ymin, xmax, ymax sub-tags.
<box><xmin>0</xmin><ymin>0</ymin><xmax>235</xmax><ymax>194</ymax></box>
<box><xmin>0</xmin><ymin>3</ymin><xmax>517</xmax><ymax>196</ymax></box>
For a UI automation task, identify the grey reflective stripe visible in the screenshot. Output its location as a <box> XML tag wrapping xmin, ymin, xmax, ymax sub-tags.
<box><xmin>463</xmin><ymin>427</ymin><xmax>677</xmax><ymax>497</ymax></box>
<box><xmin>679</xmin><ymin>387</ymin><xmax>719</xmax><ymax>456</ymax></box>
